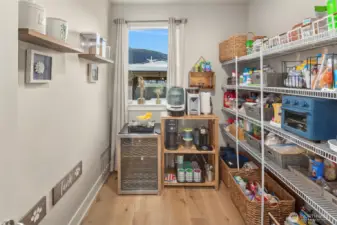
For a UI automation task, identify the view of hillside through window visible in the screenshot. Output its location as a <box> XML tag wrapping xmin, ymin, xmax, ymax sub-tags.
<box><xmin>128</xmin><ymin>28</ymin><xmax>168</xmax><ymax>102</ymax></box>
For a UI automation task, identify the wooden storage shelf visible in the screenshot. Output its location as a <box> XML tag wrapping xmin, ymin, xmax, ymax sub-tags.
<box><xmin>161</xmin><ymin>115</ymin><xmax>219</xmax><ymax>190</ymax></box>
<box><xmin>164</xmin><ymin>145</ymin><xmax>215</xmax><ymax>154</ymax></box>
<box><xmin>189</xmin><ymin>72</ymin><xmax>215</xmax><ymax>91</ymax></box>
<box><xmin>78</xmin><ymin>54</ymin><xmax>114</xmax><ymax>64</ymax></box>
<box><xmin>161</xmin><ymin>114</ymin><xmax>218</xmax><ymax>120</ymax></box>
<box><xmin>164</xmin><ymin>180</ymin><xmax>216</xmax><ymax>187</ymax></box>
<box><xmin>19</xmin><ymin>28</ymin><xmax>83</xmax><ymax>53</ymax></box>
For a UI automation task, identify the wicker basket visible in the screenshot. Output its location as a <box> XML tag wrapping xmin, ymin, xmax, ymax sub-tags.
<box><xmin>229</xmin><ymin>170</ymin><xmax>295</xmax><ymax>225</ymax></box>
<box><xmin>220</xmin><ymin>157</ymin><xmax>238</xmax><ymax>187</ymax></box>
<box><xmin>219</xmin><ymin>34</ymin><xmax>247</xmax><ymax>62</ymax></box>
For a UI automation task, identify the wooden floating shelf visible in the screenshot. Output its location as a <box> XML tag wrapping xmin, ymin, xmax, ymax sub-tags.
<box><xmin>19</xmin><ymin>28</ymin><xmax>83</xmax><ymax>53</ymax></box>
<box><xmin>161</xmin><ymin>114</ymin><xmax>218</xmax><ymax>120</ymax></box>
<box><xmin>78</xmin><ymin>54</ymin><xmax>114</xmax><ymax>64</ymax></box>
<box><xmin>164</xmin><ymin>181</ymin><xmax>216</xmax><ymax>187</ymax></box>
<box><xmin>164</xmin><ymin>145</ymin><xmax>215</xmax><ymax>154</ymax></box>
<box><xmin>189</xmin><ymin>72</ymin><xmax>214</xmax><ymax>77</ymax></box>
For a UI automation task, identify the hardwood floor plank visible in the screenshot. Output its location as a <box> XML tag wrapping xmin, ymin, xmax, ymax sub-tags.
<box><xmin>81</xmin><ymin>175</ymin><xmax>245</xmax><ymax>225</ymax></box>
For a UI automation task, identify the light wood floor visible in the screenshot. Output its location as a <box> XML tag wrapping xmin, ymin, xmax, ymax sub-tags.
<box><xmin>81</xmin><ymin>175</ymin><xmax>245</xmax><ymax>225</ymax></box>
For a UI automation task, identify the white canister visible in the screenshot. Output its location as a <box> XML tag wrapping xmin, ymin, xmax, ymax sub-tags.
<box><xmin>200</xmin><ymin>92</ymin><xmax>211</xmax><ymax>115</ymax></box>
<box><xmin>105</xmin><ymin>46</ymin><xmax>111</xmax><ymax>59</ymax></box>
<box><xmin>100</xmin><ymin>38</ymin><xmax>107</xmax><ymax>58</ymax></box>
<box><xmin>19</xmin><ymin>0</ymin><xmax>46</xmax><ymax>34</ymax></box>
<box><xmin>46</xmin><ymin>18</ymin><xmax>68</xmax><ymax>41</ymax></box>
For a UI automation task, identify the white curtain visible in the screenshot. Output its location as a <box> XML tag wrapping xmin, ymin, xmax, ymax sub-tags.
<box><xmin>167</xmin><ymin>18</ymin><xmax>186</xmax><ymax>88</ymax></box>
<box><xmin>111</xmin><ymin>19</ymin><xmax>128</xmax><ymax>171</ymax></box>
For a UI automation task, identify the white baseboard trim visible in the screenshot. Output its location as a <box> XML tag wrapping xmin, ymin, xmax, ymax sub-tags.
<box><xmin>67</xmin><ymin>172</ymin><xmax>109</xmax><ymax>225</ymax></box>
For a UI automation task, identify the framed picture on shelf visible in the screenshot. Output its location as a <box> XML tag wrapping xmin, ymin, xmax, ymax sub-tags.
<box><xmin>88</xmin><ymin>64</ymin><xmax>99</xmax><ymax>83</ymax></box>
<box><xmin>26</xmin><ymin>49</ymin><xmax>53</xmax><ymax>84</ymax></box>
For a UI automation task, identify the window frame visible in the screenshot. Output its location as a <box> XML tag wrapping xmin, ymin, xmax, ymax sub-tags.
<box><xmin>127</xmin><ymin>23</ymin><xmax>169</xmax><ymax>108</ymax></box>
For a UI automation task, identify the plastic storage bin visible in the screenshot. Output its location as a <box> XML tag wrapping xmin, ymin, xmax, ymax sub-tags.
<box><xmin>244</xmin><ymin>132</ymin><xmax>262</xmax><ymax>151</ymax></box>
<box><xmin>251</xmin><ymin>72</ymin><xmax>284</xmax><ymax>87</ymax></box>
<box><xmin>244</xmin><ymin>103</ymin><xmax>274</xmax><ymax>121</ymax></box>
<box><xmin>265</xmin><ymin>144</ymin><xmax>308</xmax><ymax>169</ymax></box>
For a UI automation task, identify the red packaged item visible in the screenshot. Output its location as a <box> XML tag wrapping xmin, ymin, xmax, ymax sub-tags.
<box><xmin>224</xmin><ymin>91</ymin><xmax>236</xmax><ymax>108</ymax></box>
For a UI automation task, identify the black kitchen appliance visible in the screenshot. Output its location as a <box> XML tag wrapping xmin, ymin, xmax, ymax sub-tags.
<box><xmin>128</xmin><ymin>120</ymin><xmax>155</xmax><ymax>133</ymax></box>
<box><xmin>165</xmin><ymin>119</ymin><xmax>179</xmax><ymax>150</ymax></box>
<box><xmin>197</xmin><ymin>126</ymin><xmax>213</xmax><ymax>151</ymax></box>
<box><xmin>193</xmin><ymin>128</ymin><xmax>200</xmax><ymax>146</ymax></box>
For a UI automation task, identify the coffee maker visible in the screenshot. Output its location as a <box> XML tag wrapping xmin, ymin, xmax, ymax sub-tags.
<box><xmin>186</xmin><ymin>88</ymin><xmax>200</xmax><ymax>115</ymax></box>
<box><xmin>197</xmin><ymin>126</ymin><xmax>212</xmax><ymax>151</ymax></box>
<box><xmin>165</xmin><ymin>119</ymin><xmax>179</xmax><ymax>150</ymax></box>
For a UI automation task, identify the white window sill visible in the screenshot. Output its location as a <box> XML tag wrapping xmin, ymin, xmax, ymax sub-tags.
<box><xmin>128</xmin><ymin>99</ymin><xmax>167</xmax><ymax>111</ymax></box>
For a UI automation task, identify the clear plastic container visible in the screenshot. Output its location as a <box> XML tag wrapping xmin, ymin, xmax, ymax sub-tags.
<box><xmin>100</xmin><ymin>38</ymin><xmax>107</xmax><ymax>57</ymax></box>
<box><xmin>80</xmin><ymin>33</ymin><xmax>101</xmax><ymax>54</ymax></box>
<box><xmin>106</xmin><ymin>46</ymin><xmax>111</xmax><ymax>59</ymax></box>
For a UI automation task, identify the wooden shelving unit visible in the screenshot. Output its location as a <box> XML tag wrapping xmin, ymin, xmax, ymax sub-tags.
<box><xmin>161</xmin><ymin>114</ymin><xmax>217</xmax><ymax>120</ymax></box>
<box><xmin>19</xmin><ymin>28</ymin><xmax>83</xmax><ymax>53</ymax></box>
<box><xmin>78</xmin><ymin>54</ymin><xmax>114</xmax><ymax>64</ymax></box>
<box><xmin>161</xmin><ymin>114</ymin><xmax>219</xmax><ymax>190</ymax></box>
<box><xmin>189</xmin><ymin>72</ymin><xmax>215</xmax><ymax>91</ymax></box>
<box><xmin>164</xmin><ymin>180</ymin><xmax>216</xmax><ymax>187</ymax></box>
<box><xmin>164</xmin><ymin>145</ymin><xmax>215</xmax><ymax>154</ymax></box>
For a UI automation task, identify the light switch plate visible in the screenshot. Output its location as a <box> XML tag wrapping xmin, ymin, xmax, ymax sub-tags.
<box><xmin>19</xmin><ymin>196</ymin><xmax>47</xmax><ymax>225</ymax></box>
<box><xmin>52</xmin><ymin>161</ymin><xmax>82</xmax><ymax>205</ymax></box>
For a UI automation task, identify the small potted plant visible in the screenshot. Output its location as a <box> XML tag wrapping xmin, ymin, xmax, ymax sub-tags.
<box><xmin>137</xmin><ymin>76</ymin><xmax>145</xmax><ymax>104</ymax></box>
<box><xmin>154</xmin><ymin>86</ymin><xmax>163</xmax><ymax>104</ymax></box>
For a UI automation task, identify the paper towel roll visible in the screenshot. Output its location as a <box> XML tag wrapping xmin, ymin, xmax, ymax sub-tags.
<box><xmin>201</xmin><ymin>92</ymin><xmax>211</xmax><ymax>115</ymax></box>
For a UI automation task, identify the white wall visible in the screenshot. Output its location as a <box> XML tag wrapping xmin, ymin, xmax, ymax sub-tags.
<box><xmin>110</xmin><ymin>3</ymin><xmax>248</xmax><ymax>146</ymax></box>
<box><xmin>248</xmin><ymin>0</ymin><xmax>326</xmax><ymax>36</ymax></box>
<box><xmin>1</xmin><ymin>0</ymin><xmax>110</xmax><ymax>224</ymax></box>
<box><xmin>0</xmin><ymin>0</ymin><xmax>19</xmax><ymax>222</ymax></box>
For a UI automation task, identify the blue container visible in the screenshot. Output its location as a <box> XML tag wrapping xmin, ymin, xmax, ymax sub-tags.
<box><xmin>220</xmin><ymin>146</ymin><xmax>235</xmax><ymax>160</ymax></box>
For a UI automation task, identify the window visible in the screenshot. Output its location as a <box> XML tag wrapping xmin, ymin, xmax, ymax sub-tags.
<box><xmin>128</xmin><ymin>27</ymin><xmax>168</xmax><ymax>105</ymax></box>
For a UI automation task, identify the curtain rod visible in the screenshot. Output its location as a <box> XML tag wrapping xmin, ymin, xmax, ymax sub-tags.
<box><xmin>114</xmin><ymin>19</ymin><xmax>188</xmax><ymax>24</ymax></box>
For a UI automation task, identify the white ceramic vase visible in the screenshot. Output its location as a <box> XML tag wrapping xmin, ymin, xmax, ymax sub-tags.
<box><xmin>46</xmin><ymin>18</ymin><xmax>68</xmax><ymax>41</ymax></box>
<box><xmin>19</xmin><ymin>0</ymin><xmax>46</xmax><ymax>34</ymax></box>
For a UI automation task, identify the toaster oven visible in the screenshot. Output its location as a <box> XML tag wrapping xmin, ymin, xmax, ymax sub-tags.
<box><xmin>281</xmin><ymin>95</ymin><xmax>337</xmax><ymax>141</ymax></box>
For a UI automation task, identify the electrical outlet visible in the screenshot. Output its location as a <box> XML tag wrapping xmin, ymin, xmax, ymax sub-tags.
<box><xmin>19</xmin><ymin>196</ymin><xmax>47</xmax><ymax>225</ymax></box>
<box><xmin>52</xmin><ymin>161</ymin><xmax>82</xmax><ymax>205</ymax></box>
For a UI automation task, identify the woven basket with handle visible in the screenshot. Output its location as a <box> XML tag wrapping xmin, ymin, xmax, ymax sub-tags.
<box><xmin>229</xmin><ymin>170</ymin><xmax>295</xmax><ymax>225</ymax></box>
<box><xmin>219</xmin><ymin>34</ymin><xmax>247</xmax><ymax>62</ymax></box>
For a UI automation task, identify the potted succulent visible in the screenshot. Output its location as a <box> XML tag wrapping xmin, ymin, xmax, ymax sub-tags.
<box><xmin>154</xmin><ymin>86</ymin><xmax>163</xmax><ymax>104</ymax></box>
<box><xmin>137</xmin><ymin>76</ymin><xmax>145</xmax><ymax>104</ymax></box>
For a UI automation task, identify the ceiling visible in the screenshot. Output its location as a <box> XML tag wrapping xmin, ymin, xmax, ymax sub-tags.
<box><xmin>110</xmin><ymin>0</ymin><xmax>248</xmax><ymax>4</ymax></box>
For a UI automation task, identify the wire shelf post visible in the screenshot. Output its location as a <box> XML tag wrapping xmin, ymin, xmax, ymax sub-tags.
<box><xmin>260</xmin><ymin>49</ymin><xmax>266</xmax><ymax>225</ymax></box>
<box><xmin>235</xmin><ymin>56</ymin><xmax>240</xmax><ymax>171</ymax></box>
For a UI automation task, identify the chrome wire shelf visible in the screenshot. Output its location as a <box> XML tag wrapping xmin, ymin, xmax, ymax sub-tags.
<box><xmin>222</xmin><ymin>85</ymin><xmax>337</xmax><ymax>100</ymax></box>
<box><xmin>221</xmin><ymin>29</ymin><xmax>337</xmax><ymax>66</ymax></box>
<box><xmin>221</xmin><ymin>108</ymin><xmax>337</xmax><ymax>163</ymax></box>
<box><xmin>220</xmin><ymin>125</ymin><xmax>337</xmax><ymax>225</ymax></box>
